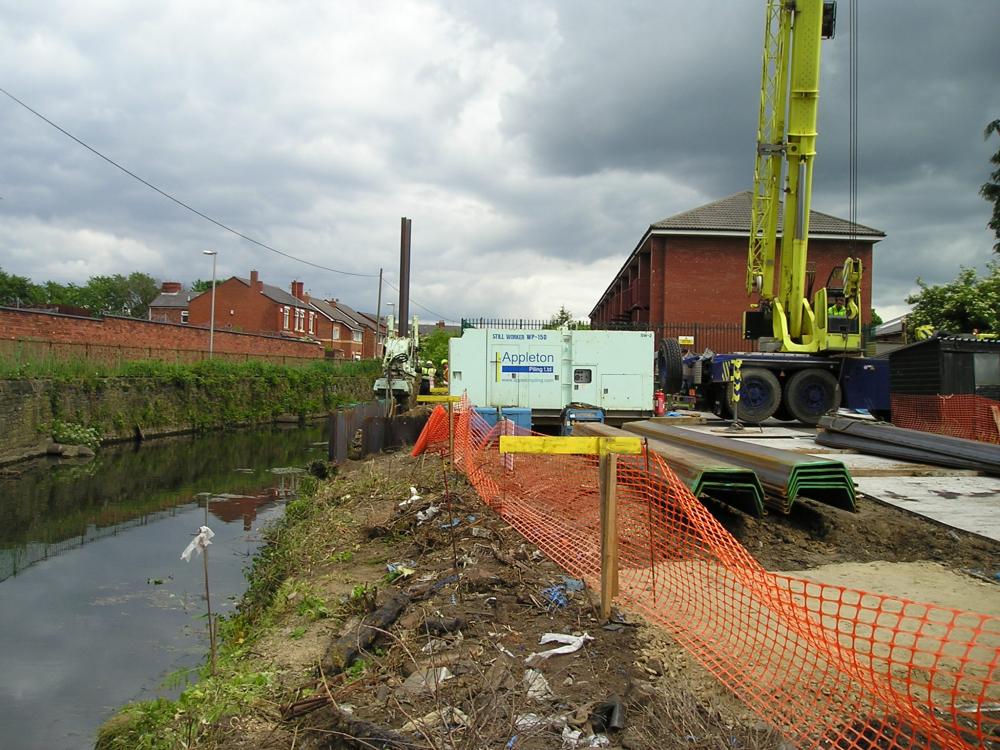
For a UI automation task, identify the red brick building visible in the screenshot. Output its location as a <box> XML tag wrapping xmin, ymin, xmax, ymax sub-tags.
<box><xmin>589</xmin><ymin>192</ymin><xmax>884</xmax><ymax>353</ymax></box>
<box><xmin>148</xmin><ymin>281</ymin><xmax>191</xmax><ymax>324</ymax></box>
<box><xmin>188</xmin><ymin>271</ymin><xmax>328</xmax><ymax>341</ymax></box>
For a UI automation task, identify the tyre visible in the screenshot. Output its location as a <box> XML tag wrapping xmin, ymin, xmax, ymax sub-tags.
<box><xmin>657</xmin><ymin>338</ymin><xmax>683</xmax><ymax>394</ymax></box>
<box><xmin>784</xmin><ymin>368</ymin><xmax>840</xmax><ymax>425</ymax></box>
<box><xmin>728</xmin><ymin>367</ymin><xmax>781</xmax><ymax>423</ymax></box>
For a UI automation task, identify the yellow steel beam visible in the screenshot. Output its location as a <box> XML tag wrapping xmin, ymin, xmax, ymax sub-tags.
<box><xmin>499</xmin><ymin>436</ymin><xmax>641</xmax><ymax>456</ymax></box>
<box><xmin>416</xmin><ymin>395</ymin><xmax>462</xmax><ymax>403</ymax></box>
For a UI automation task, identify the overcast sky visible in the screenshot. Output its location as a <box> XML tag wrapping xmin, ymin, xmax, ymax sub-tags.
<box><xmin>1</xmin><ymin>1</ymin><xmax>997</xmax><ymax>323</ymax></box>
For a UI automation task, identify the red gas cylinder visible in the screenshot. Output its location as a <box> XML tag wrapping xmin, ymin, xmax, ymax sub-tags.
<box><xmin>653</xmin><ymin>390</ymin><xmax>666</xmax><ymax>416</ymax></box>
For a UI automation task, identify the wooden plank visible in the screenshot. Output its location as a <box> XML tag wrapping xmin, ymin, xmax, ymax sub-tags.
<box><xmin>499</xmin><ymin>435</ymin><xmax>642</xmax><ymax>456</ymax></box>
<box><xmin>416</xmin><ymin>395</ymin><xmax>462</xmax><ymax>403</ymax></box>
<box><xmin>599</xmin><ymin>452</ymin><xmax>619</xmax><ymax>620</ymax></box>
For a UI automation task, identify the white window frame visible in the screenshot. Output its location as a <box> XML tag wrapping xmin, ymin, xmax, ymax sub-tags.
<box><xmin>352</xmin><ymin>328</ymin><xmax>362</xmax><ymax>343</ymax></box>
<box><xmin>308</xmin><ymin>311</ymin><xmax>315</xmax><ymax>334</ymax></box>
<box><xmin>181</xmin><ymin>310</ymin><xmax>189</xmax><ymax>324</ymax></box>
<box><xmin>282</xmin><ymin>306</ymin><xmax>290</xmax><ymax>329</ymax></box>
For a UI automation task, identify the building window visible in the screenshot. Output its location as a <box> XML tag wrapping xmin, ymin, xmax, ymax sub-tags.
<box><xmin>181</xmin><ymin>310</ymin><xmax>189</xmax><ymax>324</ymax></box>
<box><xmin>332</xmin><ymin>324</ymin><xmax>340</xmax><ymax>339</ymax></box>
<box><xmin>282</xmin><ymin>307</ymin><xmax>290</xmax><ymax>329</ymax></box>
<box><xmin>352</xmin><ymin>329</ymin><xmax>362</xmax><ymax>343</ymax></box>
<box><xmin>308</xmin><ymin>312</ymin><xmax>315</xmax><ymax>334</ymax></box>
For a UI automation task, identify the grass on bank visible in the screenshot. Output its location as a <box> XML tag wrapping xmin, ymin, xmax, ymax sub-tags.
<box><xmin>95</xmin><ymin>456</ymin><xmax>441</xmax><ymax>750</ymax></box>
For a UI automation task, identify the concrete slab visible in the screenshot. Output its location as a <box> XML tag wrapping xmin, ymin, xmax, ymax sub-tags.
<box><xmin>856</xmin><ymin>476</ymin><xmax>1000</xmax><ymax>543</ymax></box>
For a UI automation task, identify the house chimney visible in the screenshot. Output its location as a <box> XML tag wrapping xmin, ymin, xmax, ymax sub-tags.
<box><xmin>161</xmin><ymin>281</ymin><xmax>182</xmax><ymax>293</ymax></box>
<box><xmin>250</xmin><ymin>270</ymin><xmax>263</xmax><ymax>292</ymax></box>
<box><xmin>291</xmin><ymin>280</ymin><xmax>305</xmax><ymax>300</ymax></box>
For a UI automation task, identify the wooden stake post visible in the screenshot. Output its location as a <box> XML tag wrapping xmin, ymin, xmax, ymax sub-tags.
<box><xmin>499</xmin><ymin>435</ymin><xmax>642</xmax><ymax>620</ymax></box>
<box><xmin>416</xmin><ymin>395</ymin><xmax>461</xmax><ymax>463</ymax></box>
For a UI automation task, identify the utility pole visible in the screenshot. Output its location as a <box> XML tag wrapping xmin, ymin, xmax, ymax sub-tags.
<box><xmin>375</xmin><ymin>267</ymin><xmax>383</xmax><ymax>357</ymax></box>
<box><xmin>202</xmin><ymin>250</ymin><xmax>218</xmax><ymax>358</ymax></box>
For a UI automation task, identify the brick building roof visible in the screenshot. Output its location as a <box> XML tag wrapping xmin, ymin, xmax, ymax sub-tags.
<box><xmin>652</xmin><ymin>191</ymin><xmax>884</xmax><ymax>237</ymax></box>
<box><xmin>149</xmin><ymin>291</ymin><xmax>191</xmax><ymax>309</ymax></box>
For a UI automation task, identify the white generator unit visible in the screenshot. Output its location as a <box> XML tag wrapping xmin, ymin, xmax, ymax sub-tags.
<box><xmin>448</xmin><ymin>328</ymin><xmax>654</xmax><ymax>426</ymax></box>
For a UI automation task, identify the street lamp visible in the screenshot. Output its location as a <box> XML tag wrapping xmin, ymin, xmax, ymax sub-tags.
<box><xmin>203</xmin><ymin>250</ymin><xmax>217</xmax><ymax>358</ymax></box>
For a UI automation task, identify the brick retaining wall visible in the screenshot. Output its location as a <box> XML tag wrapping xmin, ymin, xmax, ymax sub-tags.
<box><xmin>0</xmin><ymin>307</ymin><xmax>323</xmax><ymax>363</ymax></box>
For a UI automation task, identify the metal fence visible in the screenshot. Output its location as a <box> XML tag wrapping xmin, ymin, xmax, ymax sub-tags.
<box><xmin>327</xmin><ymin>400</ymin><xmax>429</xmax><ymax>464</ymax></box>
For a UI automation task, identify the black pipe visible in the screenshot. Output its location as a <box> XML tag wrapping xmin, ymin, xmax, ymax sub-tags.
<box><xmin>398</xmin><ymin>217</ymin><xmax>411</xmax><ymax>336</ymax></box>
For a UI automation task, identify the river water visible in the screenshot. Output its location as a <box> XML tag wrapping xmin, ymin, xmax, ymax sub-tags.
<box><xmin>0</xmin><ymin>422</ymin><xmax>328</xmax><ymax>750</ymax></box>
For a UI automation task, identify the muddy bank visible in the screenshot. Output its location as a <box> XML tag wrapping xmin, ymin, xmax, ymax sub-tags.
<box><xmin>96</xmin><ymin>448</ymin><xmax>1000</xmax><ymax>750</ymax></box>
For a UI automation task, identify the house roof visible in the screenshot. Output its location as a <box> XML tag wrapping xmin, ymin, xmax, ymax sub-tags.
<box><xmin>328</xmin><ymin>300</ymin><xmax>370</xmax><ymax>330</ymax></box>
<box><xmin>651</xmin><ymin>191</ymin><xmax>885</xmax><ymax>237</ymax></box>
<box><xmin>234</xmin><ymin>277</ymin><xmax>311</xmax><ymax>308</ymax></box>
<box><xmin>149</xmin><ymin>291</ymin><xmax>191</xmax><ymax>308</ymax></box>
<box><xmin>310</xmin><ymin>298</ymin><xmax>360</xmax><ymax>328</ymax></box>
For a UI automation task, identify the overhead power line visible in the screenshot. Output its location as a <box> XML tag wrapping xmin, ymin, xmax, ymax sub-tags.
<box><xmin>0</xmin><ymin>86</ymin><xmax>377</xmax><ymax>278</ymax></box>
<box><xmin>0</xmin><ymin>85</ymin><xmax>466</xmax><ymax>322</ymax></box>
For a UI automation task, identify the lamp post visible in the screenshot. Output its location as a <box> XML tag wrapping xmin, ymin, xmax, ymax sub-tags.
<box><xmin>203</xmin><ymin>250</ymin><xmax>217</xmax><ymax>358</ymax></box>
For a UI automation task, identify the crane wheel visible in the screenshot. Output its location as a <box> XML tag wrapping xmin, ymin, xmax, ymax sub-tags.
<box><xmin>728</xmin><ymin>367</ymin><xmax>780</xmax><ymax>423</ymax></box>
<box><xmin>785</xmin><ymin>368</ymin><xmax>840</xmax><ymax>425</ymax></box>
<box><xmin>657</xmin><ymin>338</ymin><xmax>683</xmax><ymax>394</ymax></box>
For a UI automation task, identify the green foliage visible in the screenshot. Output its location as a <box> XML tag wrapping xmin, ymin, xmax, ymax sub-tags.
<box><xmin>870</xmin><ymin>308</ymin><xmax>884</xmax><ymax>326</ymax></box>
<box><xmin>0</xmin><ymin>268</ymin><xmax>160</xmax><ymax>318</ymax></box>
<box><xmin>420</xmin><ymin>326</ymin><xmax>458</xmax><ymax>366</ymax></box>
<box><xmin>906</xmin><ymin>264</ymin><xmax>1000</xmax><ymax>334</ymax></box>
<box><xmin>983</xmin><ymin>118</ymin><xmax>1000</xmax><ymax>253</ymax></box>
<box><xmin>344</xmin><ymin>659</ymin><xmax>367</xmax><ymax>680</ymax></box>
<box><xmin>189</xmin><ymin>279</ymin><xmax>214</xmax><ymax>293</ymax></box>
<box><xmin>331</xmin><ymin>549</ymin><xmax>354</xmax><ymax>563</ymax></box>
<box><xmin>295</xmin><ymin>593</ymin><xmax>331</xmax><ymax>621</ymax></box>
<box><xmin>546</xmin><ymin>305</ymin><xmax>574</xmax><ymax>328</ymax></box>
<box><xmin>96</xmin><ymin>671</ymin><xmax>274</xmax><ymax>750</ymax></box>
<box><xmin>52</xmin><ymin>421</ymin><xmax>101</xmax><ymax>449</ymax></box>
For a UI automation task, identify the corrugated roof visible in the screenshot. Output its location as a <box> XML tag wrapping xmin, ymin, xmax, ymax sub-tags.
<box><xmin>651</xmin><ymin>191</ymin><xmax>884</xmax><ymax>237</ymax></box>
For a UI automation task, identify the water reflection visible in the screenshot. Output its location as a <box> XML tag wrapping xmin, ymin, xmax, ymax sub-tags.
<box><xmin>0</xmin><ymin>423</ymin><xmax>326</xmax><ymax>750</ymax></box>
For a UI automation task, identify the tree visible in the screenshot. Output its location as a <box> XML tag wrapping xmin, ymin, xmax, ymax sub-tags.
<box><xmin>870</xmin><ymin>308</ymin><xmax>883</xmax><ymax>326</ymax></box>
<box><xmin>190</xmin><ymin>279</ymin><xmax>215</xmax><ymax>293</ymax></box>
<box><xmin>545</xmin><ymin>305</ymin><xmax>574</xmax><ymax>329</ymax></box>
<box><xmin>420</xmin><ymin>327</ymin><xmax>458</xmax><ymax>367</ymax></box>
<box><xmin>0</xmin><ymin>268</ymin><xmax>42</xmax><ymax>306</ymax></box>
<box><xmin>983</xmin><ymin>118</ymin><xmax>1000</xmax><ymax>253</ymax></box>
<box><xmin>906</xmin><ymin>264</ymin><xmax>1000</xmax><ymax>334</ymax></box>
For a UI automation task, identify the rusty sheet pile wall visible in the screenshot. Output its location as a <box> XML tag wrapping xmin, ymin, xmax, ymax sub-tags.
<box><xmin>413</xmin><ymin>403</ymin><xmax>1000</xmax><ymax>750</ymax></box>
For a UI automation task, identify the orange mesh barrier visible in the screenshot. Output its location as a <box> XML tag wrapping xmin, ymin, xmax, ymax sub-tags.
<box><xmin>892</xmin><ymin>394</ymin><xmax>1000</xmax><ymax>444</ymax></box>
<box><xmin>413</xmin><ymin>401</ymin><xmax>1000</xmax><ymax>749</ymax></box>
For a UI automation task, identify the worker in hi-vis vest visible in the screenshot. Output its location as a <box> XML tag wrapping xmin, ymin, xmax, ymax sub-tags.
<box><xmin>827</xmin><ymin>295</ymin><xmax>847</xmax><ymax>317</ymax></box>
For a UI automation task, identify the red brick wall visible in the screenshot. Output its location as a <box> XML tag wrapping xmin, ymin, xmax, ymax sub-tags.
<box><xmin>593</xmin><ymin>235</ymin><xmax>874</xmax><ymax>326</ymax></box>
<box><xmin>659</xmin><ymin>236</ymin><xmax>873</xmax><ymax>324</ymax></box>
<box><xmin>149</xmin><ymin>308</ymin><xmax>187</xmax><ymax>325</ymax></box>
<box><xmin>0</xmin><ymin>307</ymin><xmax>323</xmax><ymax>360</ymax></box>
<box><xmin>189</xmin><ymin>278</ymin><xmax>279</xmax><ymax>334</ymax></box>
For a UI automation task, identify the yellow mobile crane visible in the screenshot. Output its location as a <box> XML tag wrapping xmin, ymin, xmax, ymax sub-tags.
<box><xmin>692</xmin><ymin>0</ymin><xmax>890</xmax><ymax>424</ymax></box>
<box><xmin>744</xmin><ymin>0</ymin><xmax>862</xmax><ymax>353</ymax></box>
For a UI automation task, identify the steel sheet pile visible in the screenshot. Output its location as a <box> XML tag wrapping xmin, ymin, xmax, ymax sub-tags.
<box><xmin>818</xmin><ymin>416</ymin><xmax>1000</xmax><ymax>473</ymax></box>
<box><xmin>623</xmin><ymin>420</ymin><xmax>857</xmax><ymax>513</ymax></box>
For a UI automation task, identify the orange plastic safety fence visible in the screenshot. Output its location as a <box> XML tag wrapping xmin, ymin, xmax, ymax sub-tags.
<box><xmin>413</xmin><ymin>402</ymin><xmax>1000</xmax><ymax>750</ymax></box>
<box><xmin>892</xmin><ymin>393</ymin><xmax>1000</xmax><ymax>444</ymax></box>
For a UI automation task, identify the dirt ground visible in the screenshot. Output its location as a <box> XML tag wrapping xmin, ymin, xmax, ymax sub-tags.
<box><xmin>211</xmin><ymin>447</ymin><xmax>1000</xmax><ymax>750</ymax></box>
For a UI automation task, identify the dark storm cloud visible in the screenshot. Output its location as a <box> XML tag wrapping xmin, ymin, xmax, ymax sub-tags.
<box><xmin>0</xmin><ymin>1</ymin><xmax>997</xmax><ymax>322</ymax></box>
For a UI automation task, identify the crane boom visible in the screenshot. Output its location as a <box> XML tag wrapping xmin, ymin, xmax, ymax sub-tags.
<box><xmin>745</xmin><ymin>0</ymin><xmax>863</xmax><ymax>355</ymax></box>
